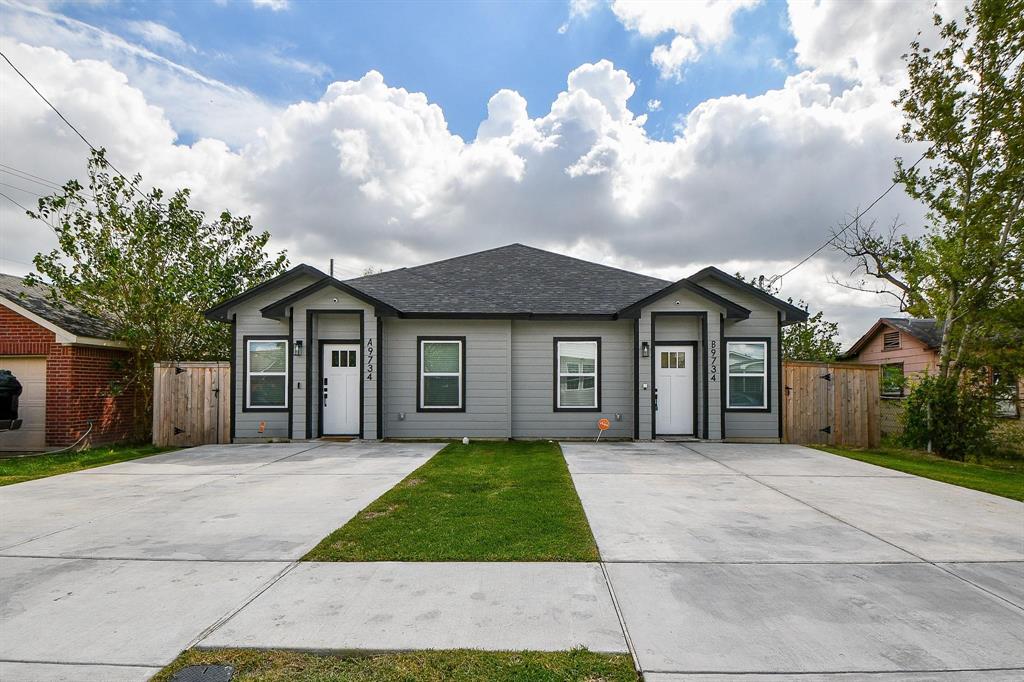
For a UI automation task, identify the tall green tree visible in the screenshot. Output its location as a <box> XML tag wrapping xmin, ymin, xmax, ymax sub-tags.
<box><xmin>735</xmin><ymin>274</ymin><xmax>842</xmax><ymax>362</ymax></box>
<box><xmin>27</xmin><ymin>150</ymin><xmax>288</xmax><ymax>436</ymax></box>
<box><xmin>832</xmin><ymin>0</ymin><xmax>1023</xmax><ymax>378</ymax></box>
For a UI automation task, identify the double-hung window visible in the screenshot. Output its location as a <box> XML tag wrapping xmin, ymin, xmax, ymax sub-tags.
<box><xmin>726</xmin><ymin>340</ymin><xmax>768</xmax><ymax>409</ymax></box>
<box><xmin>418</xmin><ymin>337</ymin><xmax>464</xmax><ymax>411</ymax></box>
<box><xmin>245</xmin><ymin>338</ymin><xmax>288</xmax><ymax>409</ymax></box>
<box><xmin>555</xmin><ymin>338</ymin><xmax>599</xmax><ymax>410</ymax></box>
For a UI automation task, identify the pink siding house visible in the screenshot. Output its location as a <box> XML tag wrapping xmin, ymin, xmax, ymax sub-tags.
<box><xmin>841</xmin><ymin>317</ymin><xmax>1021</xmax><ymax>420</ymax></box>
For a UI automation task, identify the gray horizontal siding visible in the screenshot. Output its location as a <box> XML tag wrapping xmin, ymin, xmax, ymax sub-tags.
<box><xmin>638</xmin><ymin>289</ymin><xmax>723</xmax><ymax>440</ymax></box>
<box><xmin>382</xmin><ymin>319</ymin><xmax>511</xmax><ymax>438</ymax></box>
<box><xmin>230</xmin><ymin>274</ymin><xmax>319</xmax><ymax>440</ymax></box>
<box><xmin>291</xmin><ymin>287</ymin><xmax>377</xmax><ymax>440</ymax></box>
<box><xmin>701</xmin><ymin>281</ymin><xmax>782</xmax><ymax>440</ymax></box>
<box><xmin>511</xmin><ymin>320</ymin><xmax>633</xmax><ymax>439</ymax></box>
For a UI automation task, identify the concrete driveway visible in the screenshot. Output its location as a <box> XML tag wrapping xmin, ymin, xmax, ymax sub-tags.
<box><xmin>0</xmin><ymin>442</ymin><xmax>437</xmax><ymax>681</ymax></box>
<box><xmin>562</xmin><ymin>442</ymin><xmax>1024</xmax><ymax>678</ymax></box>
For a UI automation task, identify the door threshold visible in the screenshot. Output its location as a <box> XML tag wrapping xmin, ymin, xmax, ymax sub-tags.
<box><xmin>319</xmin><ymin>436</ymin><xmax>357</xmax><ymax>442</ymax></box>
<box><xmin>657</xmin><ymin>436</ymin><xmax>701</xmax><ymax>442</ymax></box>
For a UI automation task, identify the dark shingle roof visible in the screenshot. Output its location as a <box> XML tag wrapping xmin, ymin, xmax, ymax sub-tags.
<box><xmin>881</xmin><ymin>317</ymin><xmax>943</xmax><ymax>349</ymax></box>
<box><xmin>0</xmin><ymin>273</ymin><xmax>118</xmax><ymax>340</ymax></box>
<box><xmin>841</xmin><ymin>316</ymin><xmax>944</xmax><ymax>358</ymax></box>
<box><xmin>344</xmin><ymin>244</ymin><xmax>672</xmax><ymax>315</ymax></box>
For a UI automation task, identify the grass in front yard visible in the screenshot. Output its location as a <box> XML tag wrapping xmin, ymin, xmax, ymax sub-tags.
<box><xmin>812</xmin><ymin>444</ymin><xmax>1024</xmax><ymax>501</ymax></box>
<box><xmin>154</xmin><ymin>647</ymin><xmax>637</xmax><ymax>682</ymax></box>
<box><xmin>0</xmin><ymin>443</ymin><xmax>175</xmax><ymax>486</ymax></box>
<box><xmin>303</xmin><ymin>440</ymin><xmax>599</xmax><ymax>561</ymax></box>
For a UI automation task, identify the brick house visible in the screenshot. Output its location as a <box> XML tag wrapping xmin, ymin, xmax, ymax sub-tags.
<box><xmin>0</xmin><ymin>274</ymin><xmax>137</xmax><ymax>451</ymax></box>
<box><xmin>840</xmin><ymin>317</ymin><xmax>1021</xmax><ymax>420</ymax></box>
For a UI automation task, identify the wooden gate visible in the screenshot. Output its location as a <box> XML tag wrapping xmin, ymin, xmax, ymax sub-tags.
<box><xmin>152</xmin><ymin>362</ymin><xmax>230</xmax><ymax>447</ymax></box>
<box><xmin>783</xmin><ymin>361</ymin><xmax>880</xmax><ymax>448</ymax></box>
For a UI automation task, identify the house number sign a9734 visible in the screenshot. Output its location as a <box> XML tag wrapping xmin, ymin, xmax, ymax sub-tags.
<box><xmin>365</xmin><ymin>338</ymin><xmax>374</xmax><ymax>381</ymax></box>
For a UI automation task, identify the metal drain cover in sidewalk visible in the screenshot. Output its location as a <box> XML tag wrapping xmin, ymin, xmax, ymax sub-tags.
<box><xmin>171</xmin><ymin>664</ymin><xmax>234</xmax><ymax>682</ymax></box>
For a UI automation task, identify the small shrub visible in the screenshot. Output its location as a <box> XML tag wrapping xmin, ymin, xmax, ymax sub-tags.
<box><xmin>991</xmin><ymin>420</ymin><xmax>1024</xmax><ymax>459</ymax></box>
<box><xmin>902</xmin><ymin>374</ymin><xmax>996</xmax><ymax>461</ymax></box>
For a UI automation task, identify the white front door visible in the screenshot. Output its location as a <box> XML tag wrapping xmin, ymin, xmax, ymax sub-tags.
<box><xmin>322</xmin><ymin>343</ymin><xmax>360</xmax><ymax>435</ymax></box>
<box><xmin>655</xmin><ymin>345</ymin><xmax>694</xmax><ymax>435</ymax></box>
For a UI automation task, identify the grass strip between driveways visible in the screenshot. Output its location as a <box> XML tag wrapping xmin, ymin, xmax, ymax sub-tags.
<box><xmin>154</xmin><ymin>647</ymin><xmax>637</xmax><ymax>682</ymax></box>
<box><xmin>303</xmin><ymin>440</ymin><xmax>600</xmax><ymax>561</ymax></box>
<box><xmin>0</xmin><ymin>444</ymin><xmax>176</xmax><ymax>486</ymax></box>
<box><xmin>812</xmin><ymin>445</ymin><xmax>1024</xmax><ymax>502</ymax></box>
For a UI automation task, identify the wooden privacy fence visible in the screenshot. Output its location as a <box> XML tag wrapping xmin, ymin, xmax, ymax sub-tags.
<box><xmin>153</xmin><ymin>362</ymin><xmax>230</xmax><ymax>447</ymax></box>
<box><xmin>783</xmin><ymin>360</ymin><xmax>880</xmax><ymax>448</ymax></box>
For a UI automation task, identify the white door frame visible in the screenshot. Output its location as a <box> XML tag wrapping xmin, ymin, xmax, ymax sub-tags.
<box><xmin>653</xmin><ymin>342</ymin><xmax>697</xmax><ymax>437</ymax></box>
<box><xmin>320</xmin><ymin>340</ymin><xmax>361</xmax><ymax>436</ymax></box>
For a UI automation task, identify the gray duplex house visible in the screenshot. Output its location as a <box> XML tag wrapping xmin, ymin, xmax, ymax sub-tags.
<box><xmin>206</xmin><ymin>244</ymin><xmax>807</xmax><ymax>442</ymax></box>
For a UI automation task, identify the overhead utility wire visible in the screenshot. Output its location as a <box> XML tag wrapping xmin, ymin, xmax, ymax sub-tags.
<box><xmin>0</xmin><ymin>50</ymin><xmax>144</xmax><ymax>198</ymax></box>
<box><xmin>0</xmin><ymin>181</ymin><xmax>43</xmax><ymax>198</ymax></box>
<box><xmin>0</xmin><ymin>163</ymin><xmax>62</xmax><ymax>190</ymax></box>
<box><xmin>769</xmin><ymin>144</ymin><xmax>933</xmax><ymax>287</ymax></box>
<box><xmin>770</xmin><ymin>111</ymin><xmax>970</xmax><ymax>288</ymax></box>
<box><xmin>0</xmin><ymin>188</ymin><xmax>57</xmax><ymax>236</ymax></box>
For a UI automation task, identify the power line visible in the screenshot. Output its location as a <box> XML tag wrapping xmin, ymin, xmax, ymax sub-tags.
<box><xmin>0</xmin><ymin>190</ymin><xmax>32</xmax><ymax>213</ymax></box>
<box><xmin>0</xmin><ymin>190</ymin><xmax>58</xmax><ymax>236</ymax></box>
<box><xmin>0</xmin><ymin>163</ymin><xmax>62</xmax><ymax>190</ymax></box>
<box><xmin>771</xmin><ymin>102</ymin><xmax>974</xmax><ymax>288</ymax></box>
<box><xmin>0</xmin><ymin>50</ymin><xmax>143</xmax><ymax>198</ymax></box>
<box><xmin>0</xmin><ymin>181</ymin><xmax>43</xmax><ymax>198</ymax></box>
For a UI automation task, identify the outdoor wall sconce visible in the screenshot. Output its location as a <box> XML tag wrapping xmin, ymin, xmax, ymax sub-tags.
<box><xmin>294</xmin><ymin>340</ymin><xmax>303</xmax><ymax>357</ymax></box>
<box><xmin>641</xmin><ymin>341</ymin><xmax>650</xmax><ymax>358</ymax></box>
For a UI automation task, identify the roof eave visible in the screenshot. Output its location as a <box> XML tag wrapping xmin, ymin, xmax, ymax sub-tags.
<box><xmin>616</xmin><ymin>279</ymin><xmax>751</xmax><ymax>319</ymax></box>
<box><xmin>0</xmin><ymin>294</ymin><xmax>122</xmax><ymax>345</ymax></box>
<box><xmin>689</xmin><ymin>267</ymin><xmax>810</xmax><ymax>322</ymax></box>
<box><xmin>205</xmin><ymin>264</ymin><xmax>327</xmax><ymax>322</ymax></box>
<box><xmin>259</xmin><ymin>277</ymin><xmax>401</xmax><ymax>319</ymax></box>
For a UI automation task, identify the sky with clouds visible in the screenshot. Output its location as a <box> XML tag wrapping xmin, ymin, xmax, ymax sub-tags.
<box><xmin>0</xmin><ymin>0</ymin><xmax>963</xmax><ymax>344</ymax></box>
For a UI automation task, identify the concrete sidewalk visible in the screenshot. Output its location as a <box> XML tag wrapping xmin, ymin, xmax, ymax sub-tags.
<box><xmin>201</xmin><ymin>562</ymin><xmax>627</xmax><ymax>654</ymax></box>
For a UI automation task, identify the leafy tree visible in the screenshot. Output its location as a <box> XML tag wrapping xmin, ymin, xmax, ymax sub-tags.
<box><xmin>832</xmin><ymin>0</ymin><xmax>1024</xmax><ymax>379</ymax></box>
<box><xmin>26</xmin><ymin>150</ymin><xmax>288</xmax><ymax>437</ymax></box>
<box><xmin>735</xmin><ymin>274</ymin><xmax>842</xmax><ymax>362</ymax></box>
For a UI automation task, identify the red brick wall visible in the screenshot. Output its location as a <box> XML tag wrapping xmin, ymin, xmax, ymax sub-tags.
<box><xmin>2</xmin><ymin>303</ymin><xmax>137</xmax><ymax>446</ymax></box>
<box><xmin>0</xmin><ymin>303</ymin><xmax>55</xmax><ymax>353</ymax></box>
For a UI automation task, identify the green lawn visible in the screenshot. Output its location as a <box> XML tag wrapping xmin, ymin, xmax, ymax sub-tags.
<box><xmin>812</xmin><ymin>444</ymin><xmax>1024</xmax><ymax>501</ymax></box>
<box><xmin>0</xmin><ymin>444</ymin><xmax>175</xmax><ymax>486</ymax></box>
<box><xmin>154</xmin><ymin>648</ymin><xmax>637</xmax><ymax>682</ymax></box>
<box><xmin>303</xmin><ymin>440</ymin><xmax>599</xmax><ymax>562</ymax></box>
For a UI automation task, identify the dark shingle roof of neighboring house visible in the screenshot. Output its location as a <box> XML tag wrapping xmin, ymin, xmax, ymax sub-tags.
<box><xmin>0</xmin><ymin>273</ymin><xmax>119</xmax><ymax>340</ymax></box>
<box><xmin>841</xmin><ymin>317</ymin><xmax>943</xmax><ymax>358</ymax></box>
<box><xmin>344</xmin><ymin>243</ymin><xmax>673</xmax><ymax>316</ymax></box>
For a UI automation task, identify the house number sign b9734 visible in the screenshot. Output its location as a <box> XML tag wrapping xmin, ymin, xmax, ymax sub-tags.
<box><xmin>709</xmin><ymin>339</ymin><xmax>718</xmax><ymax>382</ymax></box>
<box><xmin>365</xmin><ymin>338</ymin><xmax>374</xmax><ymax>381</ymax></box>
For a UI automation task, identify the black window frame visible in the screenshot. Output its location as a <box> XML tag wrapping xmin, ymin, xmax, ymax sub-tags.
<box><xmin>416</xmin><ymin>336</ymin><xmax>466</xmax><ymax>413</ymax></box>
<box><xmin>553</xmin><ymin>337</ymin><xmax>602</xmax><ymax>412</ymax></box>
<box><xmin>724</xmin><ymin>337</ymin><xmax>771</xmax><ymax>413</ymax></box>
<box><xmin>242</xmin><ymin>335</ymin><xmax>290</xmax><ymax>412</ymax></box>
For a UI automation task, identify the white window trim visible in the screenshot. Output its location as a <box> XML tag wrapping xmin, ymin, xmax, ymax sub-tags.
<box><xmin>419</xmin><ymin>339</ymin><xmax>463</xmax><ymax>410</ymax></box>
<box><xmin>557</xmin><ymin>340</ymin><xmax>599</xmax><ymax>409</ymax></box>
<box><xmin>245</xmin><ymin>338</ymin><xmax>289</xmax><ymax>409</ymax></box>
<box><xmin>726</xmin><ymin>340</ymin><xmax>768</xmax><ymax>410</ymax></box>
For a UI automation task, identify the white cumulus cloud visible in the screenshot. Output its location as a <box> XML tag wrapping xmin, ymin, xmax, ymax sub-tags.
<box><xmin>610</xmin><ymin>0</ymin><xmax>761</xmax><ymax>79</ymax></box>
<box><xmin>1</xmin><ymin>0</ymin><xmax>944</xmax><ymax>341</ymax></box>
